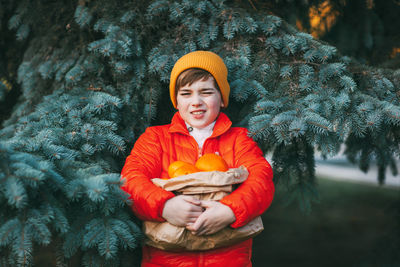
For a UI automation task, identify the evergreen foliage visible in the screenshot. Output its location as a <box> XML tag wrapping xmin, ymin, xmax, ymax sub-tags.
<box><xmin>254</xmin><ymin>0</ymin><xmax>400</xmax><ymax>67</ymax></box>
<box><xmin>0</xmin><ymin>0</ymin><xmax>399</xmax><ymax>265</ymax></box>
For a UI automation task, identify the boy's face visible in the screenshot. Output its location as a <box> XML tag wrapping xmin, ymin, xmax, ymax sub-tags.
<box><xmin>176</xmin><ymin>77</ymin><xmax>224</xmax><ymax>129</ymax></box>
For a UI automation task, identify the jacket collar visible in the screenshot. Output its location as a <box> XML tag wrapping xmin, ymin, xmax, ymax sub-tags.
<box><xmin>168</xmin><ymin>112</ymin><xmax>232</xmax><ymax>138</ymax></box>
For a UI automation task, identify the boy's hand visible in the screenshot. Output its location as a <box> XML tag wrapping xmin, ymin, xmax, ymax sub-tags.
<box><xmin>186</xmin><ymin>200</ymin><xmax>236</xmax><ymax>236</ymax></box>
<box><xmin>162</xmin><ymin>195</ymin><xmax>203</xmax><ymax>227</ymax></box>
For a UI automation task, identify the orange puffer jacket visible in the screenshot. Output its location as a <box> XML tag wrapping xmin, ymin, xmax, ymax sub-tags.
<box><xmin>121</xmin><ymin>112</ymin><xmax>274</xmax><ymax>266</ymax></box>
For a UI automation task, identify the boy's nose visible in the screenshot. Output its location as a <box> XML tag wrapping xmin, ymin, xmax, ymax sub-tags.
<box><xmin>191</xmin><ymin>94</ymin><xmax>203</xmax><ymax>106</ymax></box>
<box><xmin>192</xmin><ymin>102</ymin><xmax>202</xmax><ymax>107</ymax></box>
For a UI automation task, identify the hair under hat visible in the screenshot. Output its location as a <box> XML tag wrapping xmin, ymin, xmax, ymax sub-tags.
<box><xmin>169</xmin><ymin>51</ymin><xmax>230</xmax><ymax>108</ymax></box>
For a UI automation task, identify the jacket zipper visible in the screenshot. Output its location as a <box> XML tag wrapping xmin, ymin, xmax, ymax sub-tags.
<box><xmin>198</xmin><ymin>138</ymin><xmax>209</xmax><ymax>159</ymax></box>
<box><xmin>198</xmin><ymin>137</ymin><xmax>221</xmax><ymax>159</ymax></box>
<box><xmin>198</xmin><ymin>251</ymin><xmax>204</xmax><ymax>267</ymax></box>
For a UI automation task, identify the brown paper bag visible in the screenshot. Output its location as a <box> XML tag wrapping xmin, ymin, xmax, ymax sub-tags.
<box><xmin>143</xmin><ymin>166</ymin><xmax>264</xmax><ymax>251</ymax></box>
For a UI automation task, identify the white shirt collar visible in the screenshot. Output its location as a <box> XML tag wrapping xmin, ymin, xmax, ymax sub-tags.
<box><xmin>185</xmin><ymin>121</ymin><xmax>216</xmax><ymax>148</ymax></box>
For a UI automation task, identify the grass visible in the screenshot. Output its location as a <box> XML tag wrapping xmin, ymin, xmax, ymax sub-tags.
<box><xmin>252</xmin><ymin>177</ymin><xmax>400</xmax><ymax>267</ymax></box>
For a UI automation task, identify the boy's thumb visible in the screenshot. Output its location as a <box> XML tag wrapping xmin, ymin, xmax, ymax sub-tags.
<box><xmin>199</xmin><ymin>200</ymin><xmax>214</xmax><ymax>208</ymax></box>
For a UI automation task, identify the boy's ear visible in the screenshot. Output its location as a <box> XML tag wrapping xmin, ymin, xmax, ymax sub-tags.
<box><xmin>220</xmin><ymin>102</ymin><xmax>225</xmax><ymax>108</ymax></box>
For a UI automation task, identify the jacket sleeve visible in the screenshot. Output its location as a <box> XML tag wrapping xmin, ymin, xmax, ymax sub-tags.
<box><xmin>220</xmin><ymin>128</ymin><xmax>274</xmax><ymax>228</ymax></box>
<box><xmin>120</xmin><ymin>127</ymin><xmax>175</xmax><ymax>222</ymax></box>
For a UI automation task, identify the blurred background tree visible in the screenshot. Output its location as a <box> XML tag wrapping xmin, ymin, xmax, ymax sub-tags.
<box><xmin>0</xmin><ymin>0</ymin><xmax>398</xmax><ymax>266</ymax></box>
<box><xmin>247</xmin><ymin>0</ymin><xmax>400</xmax><ymax>67</ymax></box>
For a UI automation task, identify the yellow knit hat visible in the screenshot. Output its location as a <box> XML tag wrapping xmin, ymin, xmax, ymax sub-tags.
<box><xmin>169</xmin><ymin>51</ymin><xmax>230</xmax><ymax>108</ymax></box>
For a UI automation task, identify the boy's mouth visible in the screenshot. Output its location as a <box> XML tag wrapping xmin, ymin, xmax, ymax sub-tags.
<box><xmin>191</xmin><ymin>110</ymin><xmax>206</xmax><ymax>115</ymax></box>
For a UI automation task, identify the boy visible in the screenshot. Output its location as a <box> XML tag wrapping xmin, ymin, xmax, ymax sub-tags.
<box><xmin>121</xmin><ymin>50</ymin><xmax>274</xmax><ymax>266</ymax></box>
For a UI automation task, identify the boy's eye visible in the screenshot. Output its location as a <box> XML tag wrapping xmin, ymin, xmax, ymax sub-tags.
<box><xmin>179</xmin><ymin>92</ymin><xmax>191</xmax><ymax>96</ymax></box>
<box><xmin>201</xmin><ymin>90</ymin><xmax>216</xmax><ymax>95</ymax></box>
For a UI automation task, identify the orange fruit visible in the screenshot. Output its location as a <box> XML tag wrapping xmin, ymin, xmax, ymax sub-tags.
<box><xmin>168</xmin><ymin>161</ymin><xmax>189</xmax><ymax>178</ymax></box>
<box><xmin>195</xmin><ymin>153</ymin><xmax>229</xmax><ymax>172</ymax></box>
<box><xmin>171</xmin><ymin>164</ymin><xmax>199</xmax><ymax>178</ymax></box>
<box><xmin>167</xmin><ymin>153</ymin><xmax>228</xmax><ymax>178</ymax></box>
<box><xmin>168</xmin><ymin>161</ymin><xmax>199</xmax><ymax>178</ymax></box>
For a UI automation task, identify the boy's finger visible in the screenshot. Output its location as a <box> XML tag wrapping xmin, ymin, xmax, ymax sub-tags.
<box><xmin>187</xmin><ymin>212</ymin><xmax>202</xmax><ymax>220</ymax></box>
<box><xmin>186</xmin><ymin>224</ymin><xmax>198</xmax><ymax>233</ymax></box>
<box><xmin>182</xmin><ymin>196</ymin><xmax>201</xmax><ymax>205</ymax></box>
<box><xmin>189</xmin><ymin>205</ymin><xmax>205</xmax><ymax>213</ymax></box>
<box><xmin>199</xmin><ymin>200</ymin><xmax>215</xmax><ymax>208</ymax></box>
<box><xmin>189</xmin><ymin>214</ymin><xmax>205</xmax><ymax>233</ymax></box>
<box><xmin>186</xmin><ymin>224</ymin><xmax>194</xmax><ymax>231</ymax></box>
